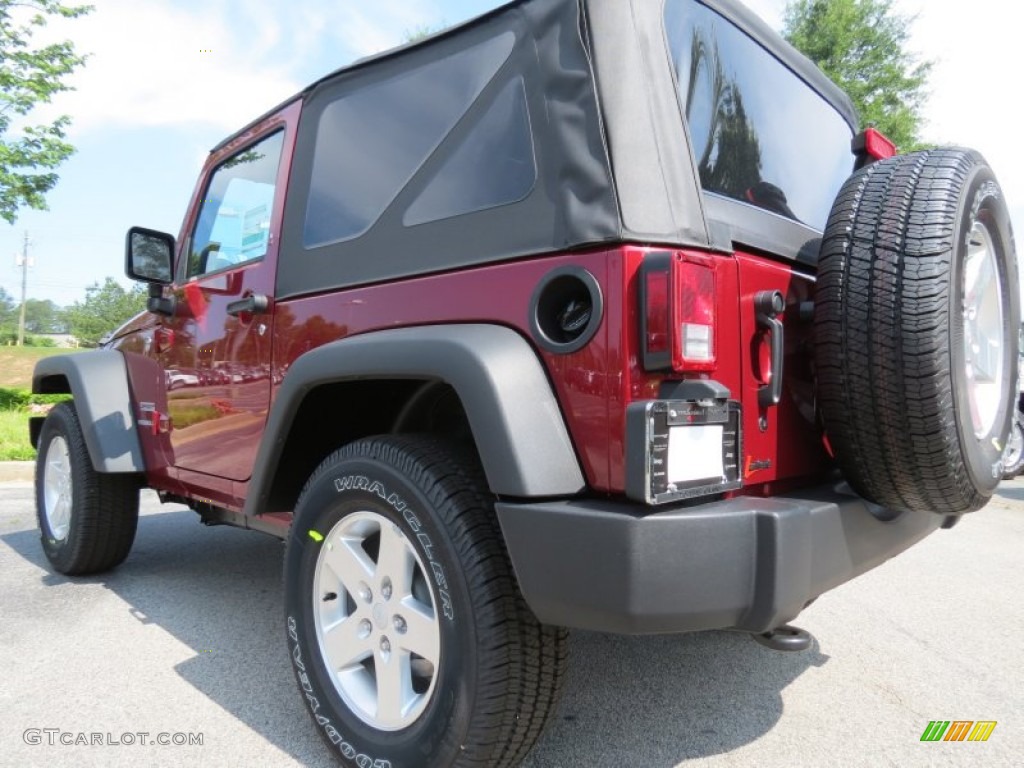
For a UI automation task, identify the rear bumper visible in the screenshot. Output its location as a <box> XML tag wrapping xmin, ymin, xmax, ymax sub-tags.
<box><xmin>495</xmin><ymin>483</ymin><xmax>944</xmax><ymax>634</ymax></box>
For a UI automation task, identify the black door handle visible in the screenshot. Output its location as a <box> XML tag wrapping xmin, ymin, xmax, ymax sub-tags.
<box><xmin>227</xmin><ymin>293</ymin><xmax>269</xmax><ymax>317</ymax></box>
<box><xmin>755</xmin><ymin>290</ymin><xmax>785</xmax><ymax>409</ymax></box>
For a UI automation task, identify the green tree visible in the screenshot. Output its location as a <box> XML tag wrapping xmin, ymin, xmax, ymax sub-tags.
<box><xmin>0</xmin><ymin>0</ymin><xmax>92</xmax><ymax>224</ymax></box>
<box><xmin>0</xmin><ymin>286</ymin><xmax>15</xmax><ymax>332</ymax></box>
<box><xmin>22</xmin><ymin>297</ymin><xmax>65</xmax><ymax>333</ymax></box>
<box><xmin>783</xmin><ymin>0</ymin><xmax>932</xmax><ymax>150</ymax></box>
<box><xmin>64</xmin><ymin>278</ymin><xmax>145</xmax><ymax>346</ymax></box>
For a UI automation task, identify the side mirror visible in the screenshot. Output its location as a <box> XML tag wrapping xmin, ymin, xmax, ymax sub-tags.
<box><xmin>126</xmin><ymin>226</ymin><xmax>175</xmax><ymax>285</ymax></box>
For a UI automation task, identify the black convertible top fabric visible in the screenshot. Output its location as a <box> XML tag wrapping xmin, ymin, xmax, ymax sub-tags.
<box><xmin>253</xmin><ymin>0</ymin><xmax>857</xmax><ymax>299</ymax></box>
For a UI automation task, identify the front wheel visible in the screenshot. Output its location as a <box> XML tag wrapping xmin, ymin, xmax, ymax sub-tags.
<box><xmin>35</xmin><ymin>401</ymin><xmax>140</xmax><ymax>575</ymax></box>
<box><xmin>284</xmin><ymin>436</ymin><xmax>566</xmax><ymax>768</ymax></box>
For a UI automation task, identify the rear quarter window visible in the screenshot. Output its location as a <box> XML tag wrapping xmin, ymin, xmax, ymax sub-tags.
<box><xmin>665</xmin><ymin>0</ymin><xmax>853</xmax><ymax>231</ymax></box>
<box><xmin>302</xmin><ymin>32</ymin><xmax>516</xmax><ymax>248</ymax></box>
<box><xmin>404</xmin><ymin>76</ymin><xmax>536</xmax><ymax>227</ymax></box>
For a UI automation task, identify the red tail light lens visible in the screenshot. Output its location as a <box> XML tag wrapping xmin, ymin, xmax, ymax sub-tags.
<box><xmin>673</xmin><ymin>258</ymin><xmax>716</xmax><ymax>370</ymax></box>
<box><xmin>639</xmin><ymin>252</ymin><xmax>717</xmax><ymax>372</ymax></box>
<box><xmin>639</xmin><ymin>253</ymin><xmax>672</xmax><ymax>370</ymax></box>
<box><xmin>645</xmin><ymin>270</ymin><xmax>670</xmax><ymax>354</ymax></box>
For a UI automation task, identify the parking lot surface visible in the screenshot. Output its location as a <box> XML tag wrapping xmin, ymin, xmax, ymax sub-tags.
<box><xmin>2</xmin><ymin>479</ymin><xmax>1021</xmax><ymax>767</ymax></box>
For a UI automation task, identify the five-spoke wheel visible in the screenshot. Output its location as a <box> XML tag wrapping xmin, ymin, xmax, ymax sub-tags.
<box><xmin>314</xmin><ymin>510</ymin><xmax>440</xmax><ymax>730</ymax></box>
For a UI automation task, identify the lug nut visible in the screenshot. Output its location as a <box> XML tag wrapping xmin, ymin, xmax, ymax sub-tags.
<box><xmin>358</xmin><ymin>583</ymin><xmax>372</xmax><ymax>603</ymax></box>
<box><xmin>381</xmin><ymin>577</ymin><xmax>392</xmax><ymax>601</ymax></box>
<box><xmin>393</xmin><ymin>615</ymin><xmax>407</xmax><ymax>634</ymax></box>
<box><xmin>358</xmin><ymin>620</ymin><xmax>372</xmax><ymax>639</ymax></box>
<box><xmin>380</xmin><ymin>636</ymin><xmax>391</xmax><ymax>653</ymax></box>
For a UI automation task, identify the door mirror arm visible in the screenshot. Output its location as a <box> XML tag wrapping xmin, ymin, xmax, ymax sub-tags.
<box><xmin>147</xmin><ymin>283</ymin><xmax>177</xmax><ymax>317</ymax></box>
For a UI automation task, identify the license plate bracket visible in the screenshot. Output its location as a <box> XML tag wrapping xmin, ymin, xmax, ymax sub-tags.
<box><xmin>625</xmin><ymin>399</ymin><xmax>743</xmax><ymax>504</ymax></box>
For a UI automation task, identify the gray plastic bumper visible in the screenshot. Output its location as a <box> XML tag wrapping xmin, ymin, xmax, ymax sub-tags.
<box><xmin>495</xmin><ymin>483</ymin><xmax>944</xmax><ymax>634</ymax></box>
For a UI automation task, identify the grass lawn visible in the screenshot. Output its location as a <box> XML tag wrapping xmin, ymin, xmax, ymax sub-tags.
<box><xmin>0</xmin><ymin>346</ymin><xmax>78</xmax><ymax>460</ymax></box>
<box><xmin>0</xmin><ymin>346</ymin><xmax>73</xmax><ymax>389</ymax></box>
<box><xmin>0</xmin><ymin>410</ymin><xmax>33</xmax><ymax>461</ymax></box>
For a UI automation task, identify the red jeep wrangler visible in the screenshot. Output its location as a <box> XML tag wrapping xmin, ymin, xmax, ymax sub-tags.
<box><xmin>30</xmin><ymin>0</ymin><xmax>1018</xmax><ymax>765</ymax></box>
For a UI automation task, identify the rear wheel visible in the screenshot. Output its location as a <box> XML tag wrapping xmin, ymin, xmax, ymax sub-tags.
<box><xmin>815</xmin><ymin>149</ymin><xmax>1019</xmax><ymax>514</ymax></box>
<box><xmin>284</xmin><ymin>435</ymin><xmax>566</xmax><ymax>767</ymax></box>
<box><xmin>35</xmin><ymin>402</ymin><xmax>140</xmax><ymax>574</ymax></box>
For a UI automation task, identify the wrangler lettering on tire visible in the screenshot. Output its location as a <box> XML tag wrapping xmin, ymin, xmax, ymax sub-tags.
<box><xmin>283</xmin><ymin>436</ymin><xmax>567</xmax><ymax>767</ymax></box>
<box><xmin>815</xmin><ymin>149</ymin><xmax>1020</xmax><ymax>514</ymax></box>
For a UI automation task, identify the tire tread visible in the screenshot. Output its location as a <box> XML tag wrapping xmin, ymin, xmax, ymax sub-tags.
<box><xmin>36</xmin><ymin>401</ymin><xmax>139</xmax><ymax>575</ymax></box>
<box><xmin>296</xmin><ymin>435</ymin><xmax>567</xmax><ymax>767</ymax></box>
<box><xmin>815</xmin><ymin>148</ymin><xmax>1012</xmax><ymax>514</ymax></box>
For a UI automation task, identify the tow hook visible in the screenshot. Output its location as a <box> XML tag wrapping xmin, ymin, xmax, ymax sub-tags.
<box><xmin>751</xmin><ymin>624</ymin><xmax>812</xmax><ymax>652</ymax></box>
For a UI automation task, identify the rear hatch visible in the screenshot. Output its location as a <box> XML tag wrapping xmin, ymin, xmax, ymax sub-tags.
<box><xmin>663</xmin><ymin>0</ymin><xmax>858</xmax><ymax>491</ymax></box>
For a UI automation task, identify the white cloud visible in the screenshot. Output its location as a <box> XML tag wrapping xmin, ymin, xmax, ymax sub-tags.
<box><xmin>24</xmin><ymin>0</ymin><xmax>454</xmax><ymax>136</ymax></box>
<box><xmin>32</xmin><ymin>0</ymin><xmax>302</xmax><ymax>134</ymax></box>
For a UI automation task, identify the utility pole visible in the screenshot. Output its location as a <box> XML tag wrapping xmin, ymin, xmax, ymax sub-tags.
<box><xmin>16</xmin><ymin>231</ymin><xmax>29</xmax><ymax>347</ymax></box>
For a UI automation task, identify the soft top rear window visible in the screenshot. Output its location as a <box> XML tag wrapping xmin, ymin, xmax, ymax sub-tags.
<box><xmin>665</xmin><ymin>0</ymin><xmax>853</xmax><ymax>231</ymax></box>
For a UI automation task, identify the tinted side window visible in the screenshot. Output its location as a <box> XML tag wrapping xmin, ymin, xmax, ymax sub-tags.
<box><xmin>404</xmin><ymin>78</ymin><xmax>536</xmax><ymax>226</ymax></box>
<box><xmin>664</xmin><ymin>0</ymin><xmax>853</xmax><ymax>230</ymax></box>
<box><xmin>303</xmin><ymin>33</ymin><xmax>515</xmax><ymax>248</ymax></box>
<box><xmin>188</xmin><ymin>131</ymin><xmax>284</xmax><ymax>279</ymax></box>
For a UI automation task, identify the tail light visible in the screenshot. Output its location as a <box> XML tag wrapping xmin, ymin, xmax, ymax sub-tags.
<box><xmin>639</xmin><ymin>252</ymin><xmax>717</xmax><ymax>372</ymax></box>
<box><xmin>674</xmin><ymin>258</ymin><xmax>716</xmax><ymax>369</ymax></box>
<box><xmin>639</xmin><ymin>254</ymin><xmax>672</xmax><ymax>370</ymax></box>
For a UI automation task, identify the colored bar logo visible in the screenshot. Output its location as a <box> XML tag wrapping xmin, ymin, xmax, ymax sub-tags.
<box><xmin>920</xmin><ymin>721</ymin><xmax>997</xmax><ymax>742</ymax></box>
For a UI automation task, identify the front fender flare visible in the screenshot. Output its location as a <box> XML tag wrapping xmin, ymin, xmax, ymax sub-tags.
<box><xmin>32</xmin><ymin>351</ymin><xmax>145</xmax><ymax>473</ymax></box>
<box><xmin>245</xmin><ymin>324</ymin><xmax>585</xmax><ymax>516</ymax></box>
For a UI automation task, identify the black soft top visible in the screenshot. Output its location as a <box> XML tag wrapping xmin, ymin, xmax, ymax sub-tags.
<box><xmin>219</xmin><ymin>0</ymin><xmax>859</xmax><ymax>299</ymax></box>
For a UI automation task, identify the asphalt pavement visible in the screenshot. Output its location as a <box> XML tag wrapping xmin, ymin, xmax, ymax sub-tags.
<box><xmin>1</xmin><ymin>478</ymin><xmax>1021</xmax><ymax>768</ymax></box>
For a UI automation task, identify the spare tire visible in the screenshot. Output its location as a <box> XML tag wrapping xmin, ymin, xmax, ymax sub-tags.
<box><xmin>815</xmin><ymin>148</ymin><xmax>1019</xmax><ymax>514</ymax></box>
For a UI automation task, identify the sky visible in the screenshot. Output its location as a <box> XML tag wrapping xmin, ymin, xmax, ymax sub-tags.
<box><xmin>0</xmin><ymin>0</ymin><xmax>1021</xmax><ymax>308</ymax></box>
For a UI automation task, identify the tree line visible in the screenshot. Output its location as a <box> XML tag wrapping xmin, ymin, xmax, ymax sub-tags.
<box><xmin>0</xmin><ymin>278</ymin><xmax>147</xmax><ymax>346</ymax></box>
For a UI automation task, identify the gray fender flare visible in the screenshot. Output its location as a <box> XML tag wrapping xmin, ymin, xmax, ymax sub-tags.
<box><xmin>245</xmin><ymin>324</ymin><xmax>585</xmax><ymax>516</ymax></box>
<box><xmin>32</xmin><ymin>351</ymin><xmax>145</xmax><ymax>473</ymax></box>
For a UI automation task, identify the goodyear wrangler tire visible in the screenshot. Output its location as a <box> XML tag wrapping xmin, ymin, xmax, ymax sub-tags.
<box><xmin>815</xmin><ymin>148</ymin><xmax>1019</xmax><ymax>514</ymax></box>
<box><xmin>283</xmin><ymin>435</ymin><xmax>567</xmax><ymax>768</ymax></box>
<box><xmin>35</xmin><ymin>401</ymin><xmax>140</xmax><ymax>575</ymax></box>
